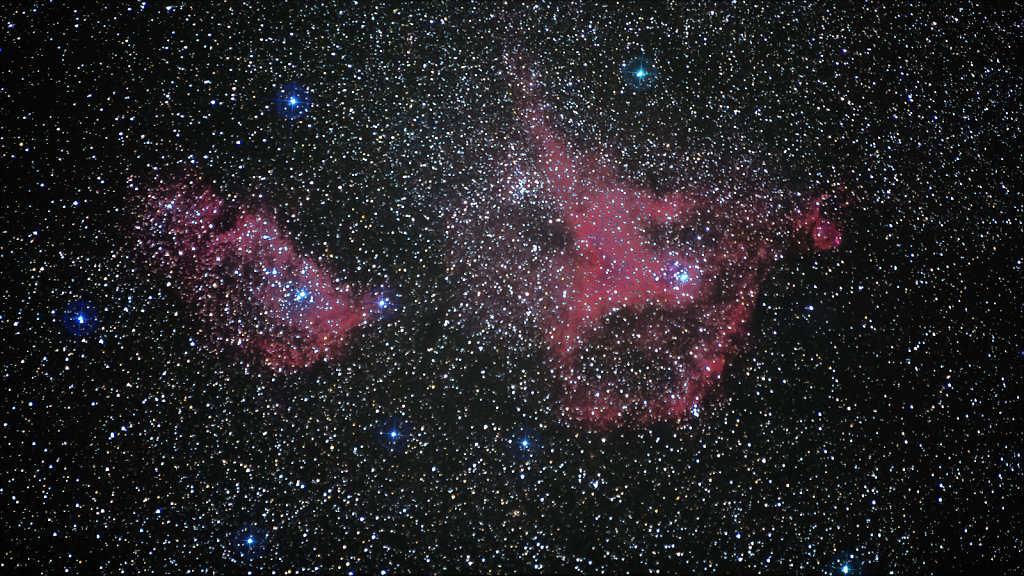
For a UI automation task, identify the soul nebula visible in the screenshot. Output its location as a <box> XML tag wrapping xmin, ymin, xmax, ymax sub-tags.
<box><xmin>133</xmin><ymin>176</ymin><xmax>376</xmax><ymax>372</ymax></box>
<box><xmin>448</xmin><ymin>57</ymin><xmax>842</xmax><ymax>429</ymax></box>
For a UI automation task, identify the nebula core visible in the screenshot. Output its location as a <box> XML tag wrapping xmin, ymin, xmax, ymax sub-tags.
<box><xmin>134</xmin><ymin>177</ymin><xmax>376</xmax><ymax>372</ymax></box>
<box><xmin>449</xmin><ymin>56</ymin><xmax>842</xmax><ymax>429</ymax></box>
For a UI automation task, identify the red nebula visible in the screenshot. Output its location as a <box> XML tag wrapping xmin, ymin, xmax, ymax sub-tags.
<box><xmin>794</xmin><ymin>194</ymin><xmax>844</xmax><ymax>251</ymax></box>
<box><xmin>134</xmin><ymin>176</ymin><xmax>373</xmax><ymax>372</ymax></box>
<box><xmin>447</xmin><ymin>55</ymin><xmax>844</xmax><ymax>428</ymax></box>
<box><xmin>813</xmin><ymin>220</ymin><xmax>842</xmax><ymax>250</ymax></box>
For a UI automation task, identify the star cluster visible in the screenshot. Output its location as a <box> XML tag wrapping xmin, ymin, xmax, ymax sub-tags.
<box><xmin>2</xmin><ymin>3</ymin><xmax>1020</xmax><ymax>574</ymax></box>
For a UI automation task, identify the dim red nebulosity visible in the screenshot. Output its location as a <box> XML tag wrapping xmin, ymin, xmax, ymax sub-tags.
<box><xmin>449</xmin><ymin>56</ymin><xmax>844</xmax><ymax>429</ymax></box>
<box><xmin>134</xmin><ymin>176</ymin><xmax>375</xmax><ymax>372</ymax></box>
<box><xmin>794</xmin><ymin>194</ymin><xmax>844</xmax><ymax>251</ymax></box>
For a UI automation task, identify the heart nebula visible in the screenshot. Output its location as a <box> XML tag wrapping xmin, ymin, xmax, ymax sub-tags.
<box><xmin>448</xmin><ymin>57</ymin><xmax>842</xmax><ymax>429</ymax></box>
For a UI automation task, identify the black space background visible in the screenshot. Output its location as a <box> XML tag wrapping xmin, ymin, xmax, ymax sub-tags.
<box><xmin>2</xmin><ymin>3</ymin><xmax>1020</xmax><ymax>574</ymax></box>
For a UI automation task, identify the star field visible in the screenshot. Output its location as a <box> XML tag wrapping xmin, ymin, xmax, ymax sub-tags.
<box><xmin>2</xmin><ymin>3</ymin><xmax>1020</xmax><ymax>574</ymax></box>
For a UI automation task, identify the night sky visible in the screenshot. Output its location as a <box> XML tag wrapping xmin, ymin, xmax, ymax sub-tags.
<box><xmin>2</xmin><ymin>3</ymin><xmax>1020</xmax><ymax>574</ymax></box>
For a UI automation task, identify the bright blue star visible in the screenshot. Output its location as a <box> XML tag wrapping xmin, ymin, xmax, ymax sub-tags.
<box><xmin>624</xmin><ymin>55</ymin><xmax>659</xmax><ymax>91</ymax></box>
<box><xmin>369</xmin><ymin>287</ymin><xmax>399</xmax><ymax>321</ymax></box>
<box><xmin>231</xmin><ymin>524</ymin><xmax>268</xmax><ymax>559</ymax></box>
<box><xmin>293</xmin><ymin>289</ymin><xmax>313</xmax><ymax>303</ymax></box>
<box><xmin>273</xmin><ymin>82</ymin><xmax>311</xmax><ymax>119</ymax></box>
<box><xmin>61</xmin><ymin>300</ymin><xmax>99</xmax><ymax>337</ymax></box>
<box><xmin>377</xmin><ymin>417</ymin><xmax>410</xmax><ymax>453</ymax></box>
<box><xmin>666</xmin><ymin>263</ymin><xmax>698</xmax><ymax>289</ymax></box>
<box><xmin>842</xmin><ymin>566</ymin><xmax>849</xmax><ymax>574</ymax></box>
<box><xmin>510</xmin><ymin>426</ymin><xmax>541</xmax><ymax>462</ymax></box>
